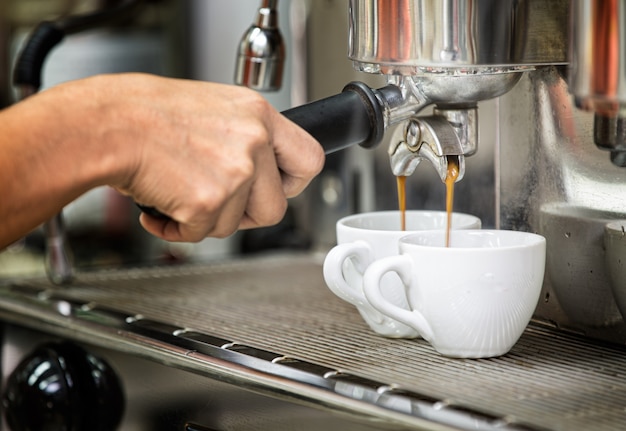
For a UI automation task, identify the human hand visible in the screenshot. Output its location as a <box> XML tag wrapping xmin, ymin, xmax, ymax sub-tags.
<box><xmin>94</xmin><ymin>74</ymin><xmax>325</xmax><ymax>242</ymax></box>
<box><xmin>0</xmin><ymin>73</ymin><xmax>325</xmax><ymax>248</ymax></box>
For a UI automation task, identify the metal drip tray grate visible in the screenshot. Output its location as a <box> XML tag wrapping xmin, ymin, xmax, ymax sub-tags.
<box><xmin>1</xmin><ymin>253</ymin><xmax>626</xmax><ymax>431</ymax></box>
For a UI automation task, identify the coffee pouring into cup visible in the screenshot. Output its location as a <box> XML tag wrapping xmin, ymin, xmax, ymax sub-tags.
<box><xmin>363</xmin><ymin>229</ymin><xmax>546</xmax><ymax>358</ymax></box>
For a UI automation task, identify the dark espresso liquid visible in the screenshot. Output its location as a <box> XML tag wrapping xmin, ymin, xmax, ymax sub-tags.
<box><xmin>397</xmin><ymin>175</ymin><xmax>407</xmax><ymax>231</ymax></box>
<box><xmin>396</xmin><ymin>157</ymin><xmax>458</xmax><ymax>245</ymax></box>
<box><xmin>445</xmin><ymin>157</ymin><xmax>460</xmax><ymax>247</ymax></box>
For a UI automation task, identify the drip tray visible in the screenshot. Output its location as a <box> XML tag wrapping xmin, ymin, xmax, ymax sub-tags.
<box><xmin>1</xmin><ymin>253</ymin><xmax>626</xmax><ymax>431</ymax></box>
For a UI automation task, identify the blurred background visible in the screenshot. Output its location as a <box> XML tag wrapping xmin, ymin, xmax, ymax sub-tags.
<box><xmin>0</xmin><ymin>0</ymin><xmax>495</xmax><ymax>277</ymax></box>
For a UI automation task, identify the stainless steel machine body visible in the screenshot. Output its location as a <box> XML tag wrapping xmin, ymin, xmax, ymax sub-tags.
<box><xmin>348</xmin><ymin>0</ymin><xmax>566</xmax><ymax>71</ymax></box>
<box><xmin>340</xmin><ymin>0</ymin><xmax>626</xmax><ymax>343</ymax></box>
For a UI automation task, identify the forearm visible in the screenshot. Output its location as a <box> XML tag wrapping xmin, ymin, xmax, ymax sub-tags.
<box><xmin>0</xmin><ymin>79</ymin><xmax>129</xmax><ymax>248</ymax></box>
<box><xmin>0</xmin><ymin>72</ymin><xmax>324</xmax><ymax>249</ymax></box>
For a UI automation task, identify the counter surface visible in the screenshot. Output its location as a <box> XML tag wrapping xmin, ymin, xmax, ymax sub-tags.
<box><xmin>0</xmin><ymin>253</ymin><xmax>624</xmax><ymax>431</ymax></box>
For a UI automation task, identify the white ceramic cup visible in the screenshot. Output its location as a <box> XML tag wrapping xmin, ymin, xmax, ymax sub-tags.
<box><xmin>363</xmin><ymin>229</ymin><xmax>546</xmax><ymax>357</ymax></box>
<box><xmin>323</xmin><ymin>210</ymin><xmax>481</xmax><ymax>338</ymax></box>
<box><xmin>604</xmin><ymin>221</ymin><xmax>626</xmax><ymax>322</ymax></box>
<box><xmin>540</xmin><ymin>203</ymin><xmax>623</xmax><ymax>327</ymax></box>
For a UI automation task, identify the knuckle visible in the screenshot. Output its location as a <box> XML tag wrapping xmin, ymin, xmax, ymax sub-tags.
<box><xmin>303</xmin><ymin>141</ymin><xmax>326</xmax><ymax>176</ymax></box>
<box><xmin>313</xmin><ymin>147</ymin><xmax>326</xmax><ymax>174</ymax></box>
<box><xmin>243</xmin><ymin>89</ymin><xmax>272</xmax><ymax>112</ymax></box>
<box><xmin>305</xmin><ymin>153</ymin><xmax>325</xmax><ymax>178</ymax></box>
<box><xmin>228</xmin><ymin>157</ymin><xmax>256</xmax><ymax>180</ymax></box>
<box><xmin>172</xmin><ymin>190</ymin><xmax>220</xmax><ymax>225</ymax></box>
<box><xmin>262</xmin><ymin>199</ymin><xmax>288</xmax><ymax>226</ymax></box>
<box><xmin>242</xmin><ymin>126</ymin><xmax>271</xmax><ymax>155</ymax></box>
<box><xmin>206</xmin><ymin>226</ymin><xmax>237</xmax><ymax>239</ymax></box>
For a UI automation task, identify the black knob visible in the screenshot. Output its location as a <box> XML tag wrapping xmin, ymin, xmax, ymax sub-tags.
<box><xmin>3</xmin><ymin>342</ymin><xmax>125</xmax><ymax>431</ymax></box>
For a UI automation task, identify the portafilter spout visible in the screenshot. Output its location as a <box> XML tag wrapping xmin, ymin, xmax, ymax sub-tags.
<box><xmin>388</xmin><ymin>108</ymin><xmax>477</xmax><ymax>183</ymax></box>
<box><xmin>385</xmin><ymin>70</ymin><xmax>522</xmax><ymax>183</ymax></box>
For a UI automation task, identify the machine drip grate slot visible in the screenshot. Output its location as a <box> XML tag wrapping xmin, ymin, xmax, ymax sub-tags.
<box><xmin>323</xmin><ymin>371</ymin><xmax>387</xmax><ymax>390</ymax></box>
<box><xmin>175</xmin><ymin>330</ymin><xmax>232</xmax><ymax>350</ymax></box>
<box><xmin>271</xmin><ymin>356</ymin><xmax>337</xmax><ymax>376</ymax></box>
<box><xmin>220</xmin><ymin>343</ymin><xmax>284</xmax><ymax>362</ymax></box>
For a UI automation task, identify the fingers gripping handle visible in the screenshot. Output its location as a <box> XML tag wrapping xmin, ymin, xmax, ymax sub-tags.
<box><xmin>137</xmin><ymin>204</ymin><xmax>168</xmax><ymax>219</ymax></box>
<box><xmin>363</xmin><ymin>255</ymin><xmax>434</xmax><ymax>340</ymax></box>
<box><xmin>139</xmin><ymin>81</ymin><xmax>396</xmax><ymax>220</ymax></box>
<box><xmin>282</xmin><ymin>81</ymin><xmax>387</xmax><ymax>154</ymax></box>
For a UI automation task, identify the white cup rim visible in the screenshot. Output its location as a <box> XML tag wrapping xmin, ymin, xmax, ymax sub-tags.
<box><xmin>605</xmin><ymin>220</ymin><xmax>626</xmax><ymax>233</ymax></box>
<box><xmin>399</xmin><ymin>229</ymin><xmax>545</xmax><ymax>252</ymax></box>
<box><xmin>337</xmin><ymin>210</ymin><xmax>480</xmax><ymax>231</ymax></box>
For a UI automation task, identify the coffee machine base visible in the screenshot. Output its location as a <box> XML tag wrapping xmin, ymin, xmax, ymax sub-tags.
<box><xmin>1</xmin><ymin>253</ymin><xmax>625</xmax><ymax>431</ymax></box>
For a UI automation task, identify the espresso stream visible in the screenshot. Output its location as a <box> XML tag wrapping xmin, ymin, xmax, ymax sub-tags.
<box><xmin>397</xmin><ymin>156</ymin><xmax>459</xmax><ymax>247</ymax></box>
<box><xmin>444</xmin><ymin>157</ymin><xmax>460</xmax><ymax>247</ymax></box>
<box><xmin>396</xmin><ymin>175</ymin><xmax>407</xmax><ymax>231</ymax></box>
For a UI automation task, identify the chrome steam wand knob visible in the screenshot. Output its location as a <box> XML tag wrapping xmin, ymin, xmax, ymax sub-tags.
<box><xmin>235</xmin><ymin>0</ymin><xmax>285</xmax><ymax>91</ymax></box>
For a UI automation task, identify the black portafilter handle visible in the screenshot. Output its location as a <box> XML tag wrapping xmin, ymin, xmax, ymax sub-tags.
<box><xmin>137</xmin><ymin>81</ymin><xmax>403</xmax><ymax>219</ymax></box>
<box><xmin>282</xmin><ymin>81</ymin><xmax>397</xmax><ymax>153</ymax></box>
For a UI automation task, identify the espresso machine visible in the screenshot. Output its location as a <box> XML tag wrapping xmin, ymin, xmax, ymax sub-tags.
<box><xmin>3</xmin><ymin>1</ymin><xmax>626</xmax><ymax>430</ymax></box>
<box><xmin>302</xmin><ymin>0</ymin><xmax>626</xmax><ymax>344</ymax></box>
<box><xmin>252</xmin><ymin>0</ymin><xmax>626</xmax><ymax>343</ymax></box>
<box><xmin>362</xmin><ymin>0</ymin><xmax>626</xmax><ymax>343</ymax></box>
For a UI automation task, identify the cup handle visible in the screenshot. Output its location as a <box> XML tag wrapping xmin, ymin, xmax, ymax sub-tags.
<box><xmin>323</xmin><ymin>241</ymin><xmax>373</xmax><ymax>308</ymax></box>
<box><xmin>363</xmin><ymin>255</ymin><xmax>434</xmax><ymax>340</ymax></box>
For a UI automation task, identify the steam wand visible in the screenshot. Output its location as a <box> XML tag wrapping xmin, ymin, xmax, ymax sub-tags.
<box><xmin>13</xmin><ymin>0</ymin><xmax>145</xmax><ymax>285</ymax></box>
